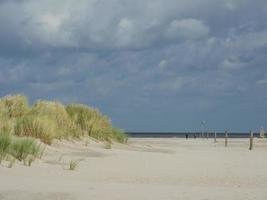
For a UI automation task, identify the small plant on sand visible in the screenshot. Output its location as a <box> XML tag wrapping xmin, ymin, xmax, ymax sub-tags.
<box><xmin>69</xmin><ymin>159</ymin><xmax>79</xmax><ymax>170</ymax></box>
<box><xmin>85</xmin><ymin>138</ymin><xmax>90</xmax><ymax>146</ymax></box>
<box><xmin>104</xmin><ymin>142</ymin><xmax>112</xmax><ymax>149</ymax></box>
<box><xmin>7</xmin><ymin>156</ymin><xmax>16</xmax><ymax>168</ymax></box>
<box><xmin>25</xmin><ymin>155</ymin><xmax>35</xmax><ymax>166</ymax></box>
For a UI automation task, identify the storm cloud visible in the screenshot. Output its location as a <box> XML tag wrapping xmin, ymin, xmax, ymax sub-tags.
<box><xmin>0</xmin><ymin>0</ymin><xmax>267</xmax><ymax>131</ymax></box>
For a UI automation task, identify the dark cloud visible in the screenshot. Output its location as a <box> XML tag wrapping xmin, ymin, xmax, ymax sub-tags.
<box><xmin>0</xmin><ymin>0</ymin><xmax>267</xmax><ymax>131</ymax></box>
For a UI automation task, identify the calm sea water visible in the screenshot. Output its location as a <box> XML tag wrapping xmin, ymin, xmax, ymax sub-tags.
<box><xmin>127</xmin><ymin>132</ymin><xmax>265</xmax><ymax>138</ymax></box>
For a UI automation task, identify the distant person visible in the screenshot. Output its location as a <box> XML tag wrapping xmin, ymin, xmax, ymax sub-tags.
<box><xmin>193</xmin><ymin>133</ymin><xmax>197</xmax><ymax>139</ymax></box>
<box><xmin>185</xmin><ymin>133</ymin><xmax>189</xmax><ymax>139</ymax></box>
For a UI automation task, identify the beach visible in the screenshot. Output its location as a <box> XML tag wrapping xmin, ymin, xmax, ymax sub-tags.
<box><xmin>0</xmin><ymin>138</ymin><xmax>267</xmax><ymax>200</ymax></box>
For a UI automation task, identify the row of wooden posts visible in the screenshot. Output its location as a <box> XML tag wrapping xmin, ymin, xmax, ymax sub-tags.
<box><xmin>224</xmin><ymin>131</ymin><xmax>254</xmax><ymax>150</ymax></box>
<box><xmin>197</xmin><ymin>131</ymin><xmax>258</xmax><ymax>150</ymax></box>
<box><xmin>223</xmin><ymin>131</ymin><xmax>254</xmax><ymax>150</ymax></box>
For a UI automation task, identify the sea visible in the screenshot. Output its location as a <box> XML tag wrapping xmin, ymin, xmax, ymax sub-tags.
<box><xmin>127</xmin><ymin>132</ymin><xmax>265</xmax><ymax>138</ymax></box>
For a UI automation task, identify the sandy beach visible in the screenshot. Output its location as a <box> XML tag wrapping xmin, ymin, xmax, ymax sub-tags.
<box><xmin>0</xmin><ymin>137</ymin><xmax>267</xmax><ymax>200</ymax></box>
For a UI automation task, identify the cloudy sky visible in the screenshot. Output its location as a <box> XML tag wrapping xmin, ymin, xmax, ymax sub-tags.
<box><xmin>0</xmin><ymin>0</ymin><xmax>267</xmax><ymax>132</ymax></box>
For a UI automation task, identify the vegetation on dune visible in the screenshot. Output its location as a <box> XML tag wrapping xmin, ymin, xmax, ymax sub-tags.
<box><xmin>66</xmin><ymin>104</ymin><xmax>127</xmax><ymax>143</ymax></box>
<box><xmin>69</xmin><ymin>159</ymin><xmax>79</xmax><ymax>170</ymax></box>
<box><xmin>0</xmin><ymin>94</ymin><xmax>127</xmax><ymax>167</ymax></box>
<box><xmin>0</xmin><ymin>95</ymin><xmax>29</xmax><ymax>132</ymax></box>
<box><xmin>0</xmin><ymin>129</ymin><xmax>12</xmax><ymax>163</ymax></box>
<box><xmin>0</xmin><ymin>95</ymin><xmax>29</xmax><ymax>118</ymax></box>
<box><xmin>0</xmin><ymin>94</ymin><xmax>127</xmax><ymax>146</ymax></box>
<box><xmin>9</xmin><ymin>137</ymin><xmax>44</xmax><ymax>164</ymax></box>
<box><xmin>0</xmin><ymin>129</ymin><xmax>44</xmax><ymax>166</ymax></box>
<box><xmin>14</xmin><ymin>115</ymin><xmax>57</xmax><ymax>145</ymax></box>
<box><xmin>112</xmin><ymin>128</ymin><xmax>128</xmax><ymax>143</ymax></box>
<box><xmin>29</xmin><ymin>101</ymin><xmax>83</xmax><ymax>139</ymax></box>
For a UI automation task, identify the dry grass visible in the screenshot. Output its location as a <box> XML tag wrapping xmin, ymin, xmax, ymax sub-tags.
<box><xmin>14</xmin><ymin>115</ymin><xmax>57</xmax><ymax>144</ymax></box>
<box><xmin>0</xmin><ymin>94</ymin><xmax>127</xmax><ymax>146</ymax></box>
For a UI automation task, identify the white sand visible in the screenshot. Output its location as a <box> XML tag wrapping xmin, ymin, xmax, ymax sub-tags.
<box><xmin>0</xmin><ymin>137</ymin><xmax>267</xmax><ymax>200</ymax></box>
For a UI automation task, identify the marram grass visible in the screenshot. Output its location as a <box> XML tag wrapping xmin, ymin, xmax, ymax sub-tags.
<box><xmin>0</xmin><ymin>130</ymin><xmax>12</xmax><ymax>163</ymax></box>
<box><xmin>9</xmin><ymin>137</ymin><xmax>43</xmax><ymax>162</ymax></box>
<box><xmin>0</xmin><ymin>129</ymin><xmax>44</xmax><ymax>165</ymax></box>
<box><xmin>69</xmin><ymin>159</ymin><xmax>79</xmax><ymax>170</ymax></box>
<box><xmin>14</xmin><ymin>115</ymin><xmax>57</xmax><ymax>145</ymax></box>
<box><xmin>0</xmin><ymin>95</ymin><xmax>29</xmax><ymax>118</ymax></box>
<box><xmin>0</xmin><ymin>94</ymin><xmax>127</xmax><ymax>145</ymax></box>
<box><xmin>29</xmin><ymin>101</ymin><xmax>83</xmax><ymax>139</ymax></box>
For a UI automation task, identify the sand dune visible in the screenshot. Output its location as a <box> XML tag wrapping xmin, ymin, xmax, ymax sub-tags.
<box><xmin>0</xmin><ymin>138</ymin><xmax>267</xmax><ymax>200</ymax></box>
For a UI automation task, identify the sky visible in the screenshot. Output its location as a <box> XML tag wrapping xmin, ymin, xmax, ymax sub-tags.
<box><xmin>0</xmin><ymin>0</ymin><xmax>267</xmax><ymax>132</ymax></box>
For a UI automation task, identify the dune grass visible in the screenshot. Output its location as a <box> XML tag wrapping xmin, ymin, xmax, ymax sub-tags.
<box><xmin>69</xmin><ymin>159</ymin><xmax>79</xmax><ymax>170</ymax></box>
<box><xmin>0</xmin><ymin>130</ymin><xmax>12</xmax><ymax>163</ymax></box>
<box><xmin>29</xmin><ymin>101</ymin><xmax>83</xmax><ymax>139</ymax></box>
<box><xmin>9</xmin><ymin>137</ymin><xmax>43</xmax><ymax>162</ymax></box>
<box><xmin>0</xmin><ymin>128</ymin><xmax>44</xmax><ymax>166</ymax></box>
<box><xmin>0</xmin><ymin>94</ymin><xmax>127</xmax><ymax>145</ymax></box>
<box><xmin>0</xmin><ymin>94</ymin><xmax>127</xmax><ymax>168</ymax></box>
<box><xmin>0</xmin><ymin>95</ymin><xmax>29</xmax><ymax>118</ymax></box>
<box><xmin>112</xmin><ymin>128</ymin><xmax>128</xmax><ymax>143</ymax></box>
<box><xmin>14</xmin><ymin>115</ymin><xmax>57</xmax><ymax>145</ymax></box>
<box><xmin>104</xmin><ymin>142</ymin><xmax>112</xmax><ymax>149</ymax></box>
<box><xmin>66</xmin><ymin>104</ymin><xmax>127</xmax><ymax>143</ymax></box>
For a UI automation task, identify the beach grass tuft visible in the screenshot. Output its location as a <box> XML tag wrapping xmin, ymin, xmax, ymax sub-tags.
<box><xmin>0</xmin><ymin>127</ymin><xmax>44</xmax><ymax>166</ymax></box>
<box><xmin>69</xmin><ymin>159</ymin><xmax>79</xmax><ymax>170</ymax></box>
<box><xmin>66</xmin><ymin>104</ymin><xmax>128</xmax><ymax>142</ymax></box>
<box><xmin>14</xmin><ymin>116</ymin><xmax>56</xmax><ymax>144</ymax></box>
<box><xmin>0</xmin><ymin>130</ymin><xmax>12</xmax><ymax>163</ymax></box>
<box><xmin>104</xmin><ymin>142</ymin><xmax>112</xmax><ymax>149</ymax></box>
<box><xmin>9</xmin><ymin>137</ymin><xmax>43</xmax><ymax>164</ymax></box>
<box><xmin>7</xmin><ymin>156</ymin><xmax>16</xmax><ymax>168</ymax></box>
<box><xmin>0</xmin><ymin>95</ymin><xmax>29</xmax><ymax>119</ymax></box>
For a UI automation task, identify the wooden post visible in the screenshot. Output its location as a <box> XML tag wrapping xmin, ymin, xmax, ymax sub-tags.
<box><xmin>260</xmin><ymin>127</ymin><xmax>265</xmax><ymax>139</ymax></box>
<box><xmin>225</xmin><ymin>131</ymin><xmax>228</xmax><ymax>147</ymax></box>
<box><xmin>214</xmin><ymin>132</ymin><xmax>217</xmax><ymax>143</ymax></box>
<box><xmin>249</xmin><ymin>131</ymin><xmax>253</xmax><ymax>150</ymax></box>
